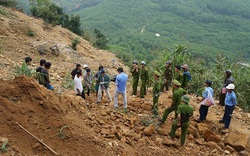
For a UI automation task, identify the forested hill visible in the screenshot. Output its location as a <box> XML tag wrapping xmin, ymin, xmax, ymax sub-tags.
<box><xmin>32</xmin><ymin>0</ymin><xmax>250</xmax><ymax>62</ymax></box>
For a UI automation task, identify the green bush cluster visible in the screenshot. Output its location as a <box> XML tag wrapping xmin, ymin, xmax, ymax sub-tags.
<box><xmin>30</xmin><ymin>0</ymin><xmax>83</xmax><ymax>35</ymax></box>
<box><xmin>71</xmin><ymin>38</ymin><xmax>79</xmax><ymax>50</ymax></box>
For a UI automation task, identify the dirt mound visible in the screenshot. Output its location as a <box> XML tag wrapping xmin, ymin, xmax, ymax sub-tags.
<box><xmin>0</xmin><ymin>76</ymin><xmax>115</xmax><ymax>155</ymax></box>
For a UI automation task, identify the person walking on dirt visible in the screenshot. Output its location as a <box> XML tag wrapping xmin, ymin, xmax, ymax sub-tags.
<box><xmin>25</xmin><ymin>56</ymin><xmax>32</xmax><ymax>66</ymax></box>
<box><xmin>96</xmin><ymin>69</ymin><xmax>112</xmax><ymax>104</ymax></box>
<box><xmin>41</xmin><ymin>62</ymin><xmax>54</xmax><ymax>90</ymax></box>
<box><xmin>74</xmin><ymin>70</ymin><xmax>85</xmax><ymax>99</ymax></box>
<box><xmin>219</xmin><ymin>70</ymin><xmax>234</xmax><ymax>106</ymax></box>
<box><xmin>152</xmin><ymin>70</ymin><xmax>162</xmax><ymax>116</ymax></box>
<box><xmin>174</xmin><ymin>65</ymin><xmax>183</xmax><ymax>84</ymax></box>
<box><xmin>139</xmin><ymin>61</ymin><xmax>149</xmax><ymax>98</ymax></box>
<box><xmin>159</xmin><ymin>80</ymin><xmax>186</xmax><ymax>124</ymax></box>
<box><xmin>36</xmin><ymin>59</ymin><xmax>46</xmax><ymax>85</ymax></box>
<box><xmin>83</xmin><ymin>64</ymin><xmax>92</xmax><ymax>76</ymax></box>
<box><xmin>169</xmin><ymin>95</ymin><xmax>193</xmax><ymax>146</ymax></box>
<box><xmin>94</xmin><ymin>66</ymin><xmax>104</xmax><ymax>98</ymax></box>
<box><xmin>84</xmin><ymin>68</ymin><xmax>93</xmax><ymax>97</ymax></box>
<box><xmin>161</xmin><ymin>60</ymin><xmax>172</xmax><ymax>92</ymax></box>
<box><xmin>197</xmin><ymin>80</ymin><xmax>214</xmax><ymax>123</ymax></box>
<box><xmin>114</xmin><ymin>68</ymin><xmax>128</xmax><ymax>109</ymax></box>
<box><xmin>71</xmin><ymin>64</ymin><xmax>81</xmax><ymax>80</ymax></box>
<box><xmin>131</xmin><ymin>60</ymin><xmax>140</xmax><ymax>96</ymax></box>
<box><xmin>219</xmin><ymin>84</ymin><xmax>237</xmax><ymax>129</ymax></box>
<box><xmin>36</xmin><ymin>59</ymin><xmax>46</xmax><ymax>73</ymax></box>
<box><xmin>181</xmin><ymin>64</ymin><xmax>191</xmax><ymax>89</ymax></box>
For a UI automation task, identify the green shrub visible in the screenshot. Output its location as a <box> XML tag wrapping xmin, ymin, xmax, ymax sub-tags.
<box><xmin>61</xmin><ymin>74</ymin><xmax>74</xmax><ymax>89</ymax></box>
<box><xmin>71</xmin><ymin>38</ymin><xmax>79</xmax><ymax>50</ymax></box>
<box><xmin>0</xmin><ymin>0</ymin><xmax>18</xmax><ymax>8</ymax></box>
<box><xmin>26</xmin><ymin>29</ymin><xmax>35</xmax><ymax>37</ymax></box>
<box><xmin>14</xmin><ymin>63</ymin><xmax>33</xmax><ymax>77</ymax></box>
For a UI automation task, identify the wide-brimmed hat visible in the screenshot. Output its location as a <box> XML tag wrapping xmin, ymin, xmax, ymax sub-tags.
<box><xmin>154</xmin><ymin>70</ymin><xmax>161</xmax><ymax>77</ymax></box>
<box><xmin>141</xmin><ymin>61</ymin><xmax>146</xmax><ymax>65</ymax></box>
<box><xmin>83</xmin><ymin>64</ymin><xmax>88</xmax><ymax>68</ymax></box>
<box><xmin>181</xmin><ymin>95</ymin><xmax>190</xmax><ymax>103</ymax></box>
<box><xmin>132</xmin><ymin>60</ymin><xmax>138</xmax><ymax>64</ymax></box>
<box><xmin>173</xmin><ymin>79</ymin><xmax>181</xmax><ymax>86</ymax></box>
<box><xmin>226</xmin><ymin>84</ymin><xmax>235</xmax><ymax>90</ymax></box>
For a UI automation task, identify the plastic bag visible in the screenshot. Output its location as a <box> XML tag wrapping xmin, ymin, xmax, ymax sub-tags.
<box><xmin>201</xmin><ymin>89</ymin><xmax>215</xmax><ymax>107</ymax></box>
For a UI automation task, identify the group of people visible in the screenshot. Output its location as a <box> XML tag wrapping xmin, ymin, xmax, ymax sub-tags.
<box><xmin>24</xmin><ymin>57</ymin><xmax>237</xmax><ymax>146</ymax></box>
<box><xmin>131</xmin><ymin>60</ymin><xmax>237</xmax><ymax>146</ymax></box>
<box><xmin>23</xmin><ymin>57</ymin><xmax>54</xmax><ymax>90</ymax></box>
<box><xmin>70</xmin><ymin>64</ymin><xmax>129</xmax><ymax>109</ymax></box>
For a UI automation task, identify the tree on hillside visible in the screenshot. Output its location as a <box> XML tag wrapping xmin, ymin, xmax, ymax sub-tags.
<box><xmin>30</xmin><ymin>0</ymin><xmax>83</xmax><ymax>35</ymax></box>
<box><xmin>0</xmin><ymin>0</ymin><xmax>18</xmax><ymax>7</ymax></box>
<box><xmin>93</xmin><ymin>28</ymin><xmax>109</xmax><ymax>50</ymax></box>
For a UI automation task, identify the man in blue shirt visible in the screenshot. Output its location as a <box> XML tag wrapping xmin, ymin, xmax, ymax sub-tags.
<box><xmin>197</xmin><ymin>80</ymin><xmax>214</xmax><ymax>122</ymax></box>
<box><xmin>219</xmin><ymin>84</ymin><xmax>237</xmax><ymax>129</ymax></box>
<box><xmin>114</xmin><ymin>67</ymin><xmax>128</xmax><ymax>109</ymax></box>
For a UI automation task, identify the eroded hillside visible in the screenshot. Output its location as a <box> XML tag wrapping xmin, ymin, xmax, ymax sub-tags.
<box><xmin>0</xmin><ymin>7</ymin><xmax>250</xmax><ymax>156</ymax></box>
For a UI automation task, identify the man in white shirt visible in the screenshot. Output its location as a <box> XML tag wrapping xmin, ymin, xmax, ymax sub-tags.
<box><xmin>74</xmin><ymin>70</ymin><xmax>85</xmax><ymax>99</ymax></box>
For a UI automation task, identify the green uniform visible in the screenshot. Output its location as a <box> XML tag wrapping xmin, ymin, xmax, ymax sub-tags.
<box><xmin>140</xmin><ymin>66</ymin><xmax>148</xmax><ymax>98</ymax></box>
<box><xmin>181</xmin><ymin>73</ymin><xmax>189</xmax><ymax>89</ymax></box>
<box><xmin>152</xmin><ymin>79</ymin><xmax>161</xmax><ymax>115</ymax></box>
<box><xmin>161</xmin><ymin>87</ymin><xmax>186</xmax><ymax>122</ymax></box>
<box><xmin>169</xmin><ymin>103</ymin><xmax>193</xmax><ymax>145</ymax></box>
<box><xmin>131</xmin><ymin>66</ymin><xmax>140</xmax><ymax>95</ymax></box>
<box><xmin>174</xmin><ymin>72</ymin><xmax>183</xmax><ymax>84</ymax></box>
<box><xmin>161</xmin><ymin>67</ymin><xmax>172</xmax><ymax>91</ymax></box>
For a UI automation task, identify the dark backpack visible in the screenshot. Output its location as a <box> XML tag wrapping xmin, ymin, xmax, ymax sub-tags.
<box><xmin>184</xmin><ymin>71</ymin><xmax>192</xmax><ymax>82</ymax></box>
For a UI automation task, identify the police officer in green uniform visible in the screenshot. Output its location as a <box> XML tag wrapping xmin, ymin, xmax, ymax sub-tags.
<box><xmin>131</xmin><ymin>60</ymin><xmax>140</xmax><ymax>96</ymax></box>
<box><xmin>140</xmin><ymin>61</ymin><xmax>148</xmax><ymax>98</ymax></box>
<box><xmin>174</xmin><ymin>65</ymin><xmax>183</xmax><ymax>84</ymax></box>
<box><xmin>169</xmin><ymin>95</ymin><xmax>193</xmax><ymax>146</ymax></box>
<box><xmin>152</xmin><ymin>70</ymin><xmax>162</xmax><ymax>115</ymax></box>
<box><xmin>161</xmin><ymin>60</ymin><xmax>172</xmax><ymax>92</ymax></box>
<box><xmin>159</xmin><ymin>80</ymin><xmax>186</xmax><ymax>124</ymax></box>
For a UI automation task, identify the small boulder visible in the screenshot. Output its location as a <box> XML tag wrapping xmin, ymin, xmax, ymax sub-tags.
<box><xmin>224</xmin><ymin>145</ymin><xmax>235</xmax><ymax>153</ymax></box>
<box><xmin>162</xmin><ymin>137</ymin><xmax>174</xmax><ymax>146</ymax></box>
<box><xmin>144</xmin><ymin>124</ymin><xmax>155</xmax><ymax>136</ymax></box>
<box><xmin>197</xmin><ymin>123</ymin><xmax>209</xmax><ymax>134</ymax></box>
<box><xmin>225</xmin><ymin>133</ymin><xmax>248</xmax><ymax>152</ymax></box>
<box><xmin>203</xmin><ymin>130</ymin><xmax>221</xmax><ymax>142</ymax></box>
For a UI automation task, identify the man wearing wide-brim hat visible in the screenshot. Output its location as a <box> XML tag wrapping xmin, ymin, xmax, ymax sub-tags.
<box><xmin>169</xmin><ymin>95</ymin><xmax>193</xmax><ymax>146</ymax></box>
<box><xmin>159</xmin><ymin>79</ymin><xmax>186</xmax><ymax>124</ymax></box>
<box><xmin>152</xmin><ymin>70</ymin><xmax>162</xmax><ymax>115</ymax></box>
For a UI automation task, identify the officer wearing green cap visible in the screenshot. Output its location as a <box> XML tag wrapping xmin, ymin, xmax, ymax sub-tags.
<box><xmin>159</xmin><ymin>79</ymin><xmax>186</xmax><ymax>124</ymax></box>
<box><xmin>140</xmin><ymin>61</ymin><xmax>149</xmax><ymax>98</ymax></box>
<box><xmin>169</xmin><ymin>95</ymin><xmax>193</xmax><ymax>146</ymax></box>
<box><xmin>131</xmin><ymin>60</ymin><xmax>140</xmax><ymax>95</ymax></box>
<box><xmin>152</xmin><ymin>70</ymin><xmax>162</xmax><ymax>115</ymax></box>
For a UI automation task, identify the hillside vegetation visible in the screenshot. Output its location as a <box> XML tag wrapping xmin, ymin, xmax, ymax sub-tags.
<box><xmin>52</xmin><ymin>0</ymin><xmax>250</xmax><ymax>62</ymax></box>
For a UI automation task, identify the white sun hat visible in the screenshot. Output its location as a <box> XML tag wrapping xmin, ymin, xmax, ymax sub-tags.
<box><xmin>83</xmin><ymin>64</ymin><xmax>88</xmax><ymax>68</ymax></box>
<box><xmin>226</xmin><ymin>84</ymin><xmax>235</xmax><ymax>90</ymax></box>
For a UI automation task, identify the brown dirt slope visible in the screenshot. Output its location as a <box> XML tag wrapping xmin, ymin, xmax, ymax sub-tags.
<box><xmin>0</xmin><ymin>76</ymin><xmax>115</xmax><ymax>156</ymax></box>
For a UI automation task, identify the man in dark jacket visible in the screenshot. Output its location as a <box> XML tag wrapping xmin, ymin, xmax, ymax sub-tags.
<box><xmin>41</xmin><ymin>62</ymin><xmax>54</xmax><ymax>90</ymax></box>
<box><xmin>96</xmin><ymin>69</ymin><xmax>111</xmax><ymax>104</ymax></box>
<box><xmin>71</xmin><ymin>64</ymin><xmax>81</xmax><ymax>80</ymax></box>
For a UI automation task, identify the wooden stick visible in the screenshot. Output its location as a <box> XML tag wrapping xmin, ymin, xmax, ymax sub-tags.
<box><xmin>16</xmin><ymin>122</ymin><xmax>58</xmax><ymax>155</ymax></box>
